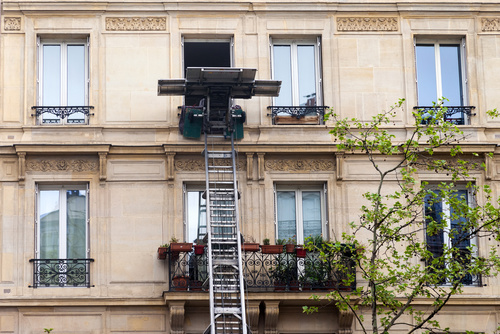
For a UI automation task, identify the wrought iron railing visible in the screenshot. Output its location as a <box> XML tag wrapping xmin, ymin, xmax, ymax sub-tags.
<box><xmin>167</xmin><ymin>247</ymin><xmax>356</xmax><ymax>292</ymax></box>
<box><xmin>29</xmin><ymin>258</ymin><xmax>94</xmax><ymax>288</ymax></box>
<box><xmin>31</xmin><ymin>106</ymin><xmax>94</xmax><ymax>124</ymax></box>
<box><xmin>267</xmin><ymin>106</ymin><xmax>329</xmax><ymax>124</ymax></box>
<box><xmin>413</xmin><ymin>106</ymin><xmax>475</xmax><ymax>125</ymax></box>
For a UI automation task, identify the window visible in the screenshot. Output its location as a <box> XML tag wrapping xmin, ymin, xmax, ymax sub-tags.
<box><xmin>415</xmin><ymin>39</ymin><xmax>472</xmax><ymax>124</ymax></box>
<box><xmin>183</xmin><ymin>38</ymin><xmax>232</xmax><ymax>106</ymax></box>
<box><xmin>275</xmin><ymin>185</ymin><xmax>327</xmax><ymax>244</ymax></box>
<box><xmin>185</xmin><ymin>187</ymin><xmax>207</xmax><ymax>244</ymax></box>
<box><xmin>424</xmin><ymin>187</ymin><xmax>478</xmax><ymax>285</ymax></box>
<box><xmin>32</xmin><ymin>184</ymin><xmax>91</xmax><ymax>287</ymax></box>
<box><xmin>36</xmin><ymin>37</ymin><xmax>90</xmax><ymax>124</ymax></box>
<box><xmin>272</xmin><ymin>39</ymin><xmax>321</xmax><ymax>107</ymax></box>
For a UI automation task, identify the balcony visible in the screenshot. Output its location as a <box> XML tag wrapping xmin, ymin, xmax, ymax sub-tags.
<box><xmin>29</xmin><ymin>258</ymin><xmax>94</xmax><ymax>288</ymax></box>
<box><xmin>31</xmin><ymin>106</ymin><xmax>94</xmax><ymax>124</ymax></box>
<box><xmin>413</xmin><ymin>106</ymin><xmax>475</xmax><ymax>125</ymax></box>
<box><xmin>267</xmin><ymin>106</ymin><xmax>329</xmax><ymax>125</ymax></box>
<box><xmin>166</xmin><ymin>247</ymin><xmax>356</xmax><ymax>292</ymax></box>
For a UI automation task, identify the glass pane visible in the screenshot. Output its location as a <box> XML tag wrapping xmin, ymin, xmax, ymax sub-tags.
<box><xmin>416</xmin><ymin>45</ymin><xmax>437</xmax><ymax>106</ymax></box>
<box><xmin>297</xmin><ymin>45</ymin><xmax>317</xmax><ymax>106</ymax></box>
<box><xmin>277</xmin><ymin>191</ymin><xmax>296</xmax><ymax>240</ymax></box>
<box><xmin>425</xmin><ymin>191</ymin><xmax>444</xmax><ymax>258</ymax></box>
<box><xmin>188</xmin><ymin>191</ymin><xmax>206</xmax><ymax>244</ymax></box>
<box><xmin>440</xmin><ymin>45</ymin><xmax>463</xmax><ymax>106</ymax></box>
<box><xmin>67</xmin><ymin>45</ymin><xmax>86</xmax><ymax>123</ymax></box>
<box><xmin>66</xmin><ymin>190</ymin><xmax>87</xmax><ymax>259</ymax></box>
<box><xmin>302</xmin><ymin>191</ymin><xmax>322</xmax><ymax>238</ymax></box>
<box><xmin>39</xmin><ymin>190</ymin><xmax>60</xmax><ymax>258</ymax></box>
<box><xmin>42</xmin><ymin>45</ymin><xmax>61</xmax><ymax>123</ymax></box>
<box><xmin>273</xmin><ymin>45</ymin><xmax>292</xmax><ymax>106</ymax></box>
<box><xmin>450</xmin><ymin>189</ymin><xmax>469</xmax><ymax>250</ymax></box>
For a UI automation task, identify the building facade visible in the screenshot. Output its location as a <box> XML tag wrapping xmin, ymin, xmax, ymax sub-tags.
<box><xmin>1</xmin><ymin>0</ymin><xmax>500</xmax><ymax>333</ymax></box>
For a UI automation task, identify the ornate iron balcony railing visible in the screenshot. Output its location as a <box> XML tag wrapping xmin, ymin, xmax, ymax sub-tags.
<box><xmin>267</xmin><ymin>106</ymin><xmax>329</xmax><ymax>124</ymax></box>
<box><xmin>413</xmin><ymin>106</ymin><xmax>476</xmax><ymax>125</ymax></box>
<box><xmin>31</xmin><ymin>106</ymin><xmax>94</xmax><ymax>124</ymax></box>
<box><xmin>29</xmin><ymin>258</ymin><xmax>94</xmax><ymax>288</ymax></box>
<box><xmin>167</xmin><ymin>247</ymin><xmax>356</xmax><ymax>292</ymax></box>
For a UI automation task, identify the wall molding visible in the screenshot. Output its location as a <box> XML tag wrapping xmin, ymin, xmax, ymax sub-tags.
<box><xmin>105</xmin><ymin>17</ymin><xmax>167</xmax><ymax>31</ymax></box>
<box><xmin>265</xmin><ymin>159</ymin><xmax>334</xmax><ymax>172</ymax></box>
<box><xmin>4</xmin><ymin>17</ymin><xmax>21</xmax><ymax>31</ymax></box>
<box><xmin>337</xmin><ymin>17</ymin><xmax>398</xmax><ymax>31</ymax></box>
<box><xmin>26</xmin><ymin>158</ymin><xmax>98</xmax><ymax>172</ymax></box>
<box><xmin>481</xmin><ymin>18</ymin><xmax>500</xmax><ymax>32</ymax></box>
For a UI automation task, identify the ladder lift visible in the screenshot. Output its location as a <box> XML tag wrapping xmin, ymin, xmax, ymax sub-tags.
<box><xmin>158</xmin><ymin>68</ymin><xmax>280</xmax><ymax>334</ymax></box>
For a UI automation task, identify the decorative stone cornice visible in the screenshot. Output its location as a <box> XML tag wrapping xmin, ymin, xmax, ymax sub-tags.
<box><xmin>265</xmin><ymin>159</ymin><xmax>334</xmax><ymax>172</ymax></box>
<box><xmin>26</xmin><ymin>159</ymin><xmax>98</xmax><ymax>172</ymax></box>
<box><xmin>175</xmin><ymin>159</ymin><xmax>246</xmax><ymax>172</ymax></box>
<box><xmin>337</xmin><ymin>17</ymin><xmax>398</xmax><ymax>32</ymax></box>
<box><xmin>105</xmin><ymin>17</ymin><xmax>167</xmax><ymax>31</ymax></box>
<box><xmin>4</xmin><ymin>17</ymin><xmax>21</xmax><ymax>31</ymax></box>
<box><xmin>415</xmin><ymin>157</ymin><xmax>484</xmax><ymax>172</ymax></box>
<box><xmin>481</xmin><ymin>18</ymin><xmax>500</xmax><ymax>32</ymax></box>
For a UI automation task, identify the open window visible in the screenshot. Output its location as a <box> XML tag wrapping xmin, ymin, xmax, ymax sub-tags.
<box><xmin>184</xmin><ymin>185</ymin><xmax>207</xmax><ymax>244</ymax></box>
<box><xmin>414</xmin><ymin>37</ymin><xmax>474</xmax><ymax>125</ymax></box>
<box><xmin>34</xmin><ymin>36</ymin><xmax>92</xmax><ymax>125</ymax></box>
<box><xmin>182</xmin><ymin>38</ymin><xmax>232</xmax><ymax>106</ymax></box>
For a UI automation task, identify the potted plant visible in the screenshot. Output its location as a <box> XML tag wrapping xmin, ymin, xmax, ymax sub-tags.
<box><xmin>193</xmin><ymin>237</ymin><xmax>206</xmax><ymax>255</ymax></box>
<box><xmin>271</xmin><ymin>253</ymin><xmax>297</xmax><ymax>291</ymax></box>
<box><xmin>158</xmin><ymin>243</ymin><xmax>169</xmax><ymax>260</ymax></box>
<box><xmin>261</xmin><ymin>238</ymin><xmax>283</xmax><ymax>254</ymax></box>
<box><xmin>242</xmin><ymin>236</ymin><xmax>260</xmax><ymax>252</ymax></box>
<box><xmin>295</xmin><ymin>246</ymin><xmax>307</xmax><ymax>258</ymax></box>
<box><xmin>284</xmin><ymin>236</ymin><xmax>297</xmax><ymax>253</ymax></box>
<box><xmin>169</xmin><ymin>236</ymin><xmax>193</xmax><ymax>252</ymax></box>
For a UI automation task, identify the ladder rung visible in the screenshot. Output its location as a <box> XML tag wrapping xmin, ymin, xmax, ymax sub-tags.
<box><xmin>214</xmin><ymin>307</ymin><xmax>242</xmax><ymax>314</ymax></box>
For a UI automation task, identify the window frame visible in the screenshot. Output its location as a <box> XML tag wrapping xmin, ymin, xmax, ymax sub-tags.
<box><xmin>270</xmin><ymin>37</ymin><xmax>323</xmax><ymax>107</ymax></box>
<box><xmin>424</xmin><ymin>184</ymin><xmax>478</xmax><ymax>285</ymax></box>
<box><xmin>414</xmin><ymin>37</ymin><xmax>468</xmax><ymax>107</ymax></box>
<box><xmin>274</xmin><ymin>184</ymin><xmax>327</xmax><ymax>244</ymax></box>
<box><xmin>35</xmin><ymin>184</ymin><xmax>90</xmax><ymax>260</ymax></box>
<box><xmin>184</xmin><ymin>184</ymin><xmax>208</xmax><ymax>244</ymax></box>
<box><xmin>37</xmin><ymin>36</ymin><xmax>90</xmax><ymax>125</ymax></box>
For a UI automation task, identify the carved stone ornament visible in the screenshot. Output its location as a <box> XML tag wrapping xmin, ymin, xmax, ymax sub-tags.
<box><xmin>337</xmin><ymin>17</ymin><xmax>398</xmax><ymax>31</ymax></box>
<box><xmin>481</xmin><ymin>18</ymin><xmax>500</xmax><ymax>31</ymax></box>
<box><xmin>4</xmin><ymin>17</ymin><xmax>21</xmax><ymax>31</ymax></box>
<box><xmin>414</xmin><ymin>157</ymin><xmax>484</xmax><ymax>171</ymax></box>
<box><xmin>106</xmin><ymin>17</ymin><xmax>167</xmax><ymax>31</ymax></box>
<box><xmin>265</xmin><ymin>159</ymin><xmax>334</xmax><ymax>172</ymax></box>
<box><xmin>26</xmin><ymin>159</ymin><xmax>98</xmax><ymax>172</ymax></box>
<box><xmin>175</xmin><ymin>159</ymin><xmax>246</xmax><ymax>172</ymax></box>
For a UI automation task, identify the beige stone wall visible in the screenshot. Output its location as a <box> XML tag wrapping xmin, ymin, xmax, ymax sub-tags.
<box><xmin>2</xmin><ymin>0</ymin><xmax>500</xmax><ymax>333</ymax></box>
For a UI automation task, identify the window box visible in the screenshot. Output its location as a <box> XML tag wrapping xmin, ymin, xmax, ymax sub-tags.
<box><xmin>242</xmin><ymin>243</ymin><xmax>260</xmax><ymax>252</ymax></box>
<box><xmin>261</xmin><ymin>245</ymin><xmax>284</xmax><ymax>254</ymax></box>
<box><xmin>274</xmin><ymin>115</ymin><xmax>319</xmax><ymax>125</ymax></box>
<box><xmin>285</xmin><ymin>244</ymin><xmax>296</xmax><ymax>253</ymax></box>
<box><xmin>170</xmin><ymin>243</ymin><xmax>193</xmax><ymax>253</ymax></box>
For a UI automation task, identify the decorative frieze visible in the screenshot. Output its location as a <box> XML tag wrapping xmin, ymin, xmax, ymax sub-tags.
<box><xmin>481</xmin><ymin>18</ymin><xmax>500</xmax><ymax>32</ymax></box>
<box><xmin>175</xmin><ymin>159</ymin><xmax>246</xmax><ymax>172</ymax></box>
<box><xmin>265</xmin><ymin>159</ymin><xmax>334</xmax><ymax>172</ymax></box>
<box><xmin>105</xmin><ymin>17</ymin><xmax>167</xmax><ymax>31</ymax></box>
<box><xmin>26</xmin><ymin>159</ymin><xmax>98</xmax><ymax>172</ymax></box>
<box><xmin>337</xmin><ymin>17</ymin><xmax>398</xmax><ymax>32</ymax></box>
<box><xmin>4</xmin><ymin>17</ymin><xmax>21</xmax><ymax>31</ymax></box>
<box><xmin>415</xmin><ymin>157</ymin><xmax>484</xmax><ymax>171</ymax></box>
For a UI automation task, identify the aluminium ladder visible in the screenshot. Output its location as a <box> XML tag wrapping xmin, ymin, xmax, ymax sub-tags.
<box><xmin>204</xmin><ymin>126</ymin><xmax>248</xmax><ymax>334</ymax></box>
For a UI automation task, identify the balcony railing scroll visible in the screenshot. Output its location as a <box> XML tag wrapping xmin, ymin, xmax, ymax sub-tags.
<box><xmin>167</xmin><ymin>247</ymin><xmax>356</xmax><ymax>292</ymax></box>
<box><xmin>29</xmin><ymin>258</ymin><xmax>94</xmax><ymax>288</ymax></box>
<box><xmin>31</xmin><ymin>106</ymin><xmax>94</xmax><ymax>124</ymax></box>
<box><xmin>413</xmin><ymin>106</ymin><xmax>475</xmax><ymax>125</ymax></box>
<box><xmin>267</xmin><ymin>106</ymin><xmax>329</xmax><ymax>125</ymax></box>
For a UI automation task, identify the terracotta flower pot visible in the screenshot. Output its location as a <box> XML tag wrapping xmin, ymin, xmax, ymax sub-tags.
<box><xmin>170</xmin><ymin>243</ymin><xmax>193</xmax><ymax>252</ymax></box>
<box><xmin>194</xmin><ymin>244</ymin><xmax>205</xmax><ymax>255</ymax></box>
<box><xmin>261</xmin><ymin>245</ymin><xmax>284</xmax><ymax>254</ymax></box>
<box><xmin>285</xmin><ymin>244</ymin><xmax>295</xmax><ymax>253</ymax></box>
<box><xmin>295</xmin><ymin>247</ymin><xmax>306</xmax><ymax>258</ymax></box>
<box><xmin>157</xmin><ymin>247</ymin><xmax>168</xmax><ymax>260</ymax></box>
<box><xmin>242</xmin><ymin>243</ymin><xmax>260</xmax><ymax>252</ymax></box>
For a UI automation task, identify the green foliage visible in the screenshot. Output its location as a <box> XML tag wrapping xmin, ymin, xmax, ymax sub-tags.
<box><xmin>44</xmin><ymin>329</ymin><xmax>53</xmax><ymax>334</ymax></box>
<box><xmin>306</xmin><ymin>99</ymin><xmax>500</xmax><ymax>334</ymax></box>
<box><xmin>263</xmin><ymin>238</ymin><xmax>270</xmax><ymax>245</ymax></box>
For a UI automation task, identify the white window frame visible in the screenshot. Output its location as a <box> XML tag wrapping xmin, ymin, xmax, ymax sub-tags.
<box><xmin>35</xmin><ymin>184</ymin><xmax>89</xmax><ymax>260</ymax></box>
<box><xmin>274</xmin><ymin>184</ymin><xmax>327</xmax><ymax>244</ymax></box>
<box><xmin>184</xmin><ymin>184</ymin><xmax>207</xmax><ymax>244</ymax></box>
<box><xmin>270</xmin><ymin>37</ymin><xmax>322</xmax><ymax>106</ymax></box>
<box><xmin>37</xmin><ymin>36</ymin><xmax>90</xmax><ymax>124</ymax></box>
<box><xmin>415</xmin><ymin>37</ymin><xmax>467</xmax><ymax>107</ymax></box>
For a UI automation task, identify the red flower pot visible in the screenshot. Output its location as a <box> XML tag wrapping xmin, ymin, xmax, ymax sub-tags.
<box><xmin>194</xmin><ymin>244</ymin><xmax>205</xmax><ymax>255</ymax></box>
